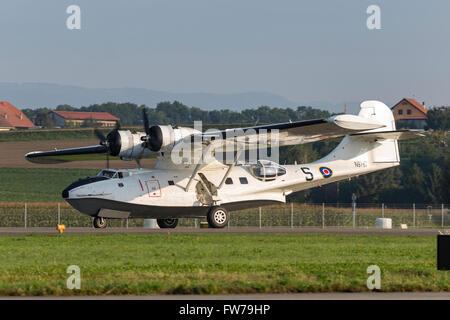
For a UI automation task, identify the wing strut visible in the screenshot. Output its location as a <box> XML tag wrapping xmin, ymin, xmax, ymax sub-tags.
<box><xmin>184</xmin><ymin>143</ymin><xmax>215</xmax><ymax>192</ymax></box>
<box><xmin>217</xmin><ymin>149</ymin><xmax>242</xmax><ymax>190</ymax></box>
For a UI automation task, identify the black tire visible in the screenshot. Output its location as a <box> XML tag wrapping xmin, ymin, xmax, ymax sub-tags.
<box><xmin>93</xmin><ymin>216</ymin><xmax>107</xmax><ymax>229</ymax></box>
<box><xmin>157</xmin><ymin>218</ymin><xmax>178</xmax><ymax>229</ymax></box>
<box><xmin>207</xmin><ymin>207</ymin><xmax>229</xmax><ymax>228</ymax></box>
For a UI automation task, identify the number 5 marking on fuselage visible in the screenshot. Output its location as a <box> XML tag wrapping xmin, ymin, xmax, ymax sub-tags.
<box><xmin>301</xmin><ymin>167</ymin><xmax>314</xmax><ymax>181</ymax></box>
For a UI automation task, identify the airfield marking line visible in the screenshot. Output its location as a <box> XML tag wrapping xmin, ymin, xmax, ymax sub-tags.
<box><xmin>0</xmin><ymin>227</ymin><xmax>443</xmax><ymax>236</ymax></box>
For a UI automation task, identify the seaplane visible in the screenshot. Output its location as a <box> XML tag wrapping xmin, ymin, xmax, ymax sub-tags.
<box><xmin>25</xmin><ymin>101</ymin><xmax>423</xmax><ymax>229</ymax></box>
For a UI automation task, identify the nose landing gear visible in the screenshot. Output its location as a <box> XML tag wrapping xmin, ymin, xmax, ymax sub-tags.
<box><xmin>93</xmin><ymin>216</ymin><xmax>107</xmax><ymax>229</ymax></box>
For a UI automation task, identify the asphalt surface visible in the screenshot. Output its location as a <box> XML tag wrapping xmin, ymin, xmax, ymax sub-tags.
<box><xmin>0</xmin><ymin>227</ymin><xmax>446</xmax><ymax>236</ymax></box>
<box><xmin>1</xmin><ymin>292</ymin><xmax>449</xmax><ymax>300</ymax></box>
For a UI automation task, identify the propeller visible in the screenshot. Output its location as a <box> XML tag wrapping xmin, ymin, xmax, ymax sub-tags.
<box><xmin>140</xmin><ymin>107</ymin><xmax>163</xmax><ymax>152</ymax></box>
<box><xmin>94</xmin><ymin>121</ymin><xmax>123</xmax><ymax>168</ymax></box>
<box><xmin>94</xmin><ymin>129</ymin><xmax>109</xmax><ymax>169</ymax></box>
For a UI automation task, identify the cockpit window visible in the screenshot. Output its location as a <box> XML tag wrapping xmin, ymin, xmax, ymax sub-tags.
<box><xmin>97</xmin><ymin>170</ymin><xmax>117</xmax><ymax>179</ymax></box>
<box><xmin>251</xmin><ymin>160</ymin><xmax>286</xmax><ymax>182</ymax></box>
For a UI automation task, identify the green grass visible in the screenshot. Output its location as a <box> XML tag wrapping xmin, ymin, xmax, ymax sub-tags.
<box><xmin>0</xmin><ymin>233</ymin><xmax>447</xmax><ymax>296</ymax></box>
<box><xmin>0</xmin><ymin>168</ymin><xmax>98</xmax><ymax>202</ymax></box>
<box><xmin>0</xmin><ymin>129</ymin><xmax>102</xmax><ymax>142</ymax></box>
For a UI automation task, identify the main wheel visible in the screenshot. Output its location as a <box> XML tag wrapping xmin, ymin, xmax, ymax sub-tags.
<box><xmin>207</xmin><ymin>207</ymin><xmax>229</xmax><ymax>228</ymax></box>
<box><xmin>157</xmin><ymin>218</ymin><xmax>178</xmax><ymax>229</ymax></box>
<box><xmin>93</xmin><ymin>216</ymin><xmax>107</xmax><ymax>229</ymax></box>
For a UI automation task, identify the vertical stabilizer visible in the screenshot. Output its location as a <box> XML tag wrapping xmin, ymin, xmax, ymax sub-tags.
<box><xmin>358</xmin><ymin>101</ymin><xmax>399</xmax><ymax>163</ymax></box>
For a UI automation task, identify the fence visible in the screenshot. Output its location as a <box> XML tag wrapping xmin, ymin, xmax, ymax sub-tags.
<box><xmin>0</xmin><ymin>202</ymin><xmax>448</xmax><ymax>229</ymax></box>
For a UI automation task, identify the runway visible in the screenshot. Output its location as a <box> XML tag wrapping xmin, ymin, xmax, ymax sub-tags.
<box><xmin>0</xmin><ymin>227</ymin><xmax>445</xmax><ymax>236</ymax></box>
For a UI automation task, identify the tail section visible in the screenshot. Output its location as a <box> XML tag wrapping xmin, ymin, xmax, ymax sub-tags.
<box><xmin>317</xmin><ymin>101</ymin><xmax>416</xmax><ymax>166</ymax></box>
<box><xmin>357</xmin><ymin>100</ymin><xmax>399</xmax><ymax>163</ymax></box>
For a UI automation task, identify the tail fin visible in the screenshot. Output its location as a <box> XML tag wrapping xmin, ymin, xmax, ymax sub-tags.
<box><xmin>357</xmin><ymin>100</ymin><xmax>399</xmax><ymax>163</ymax></box>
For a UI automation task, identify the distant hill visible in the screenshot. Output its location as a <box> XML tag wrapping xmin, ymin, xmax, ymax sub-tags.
<box><xmin>0</xmin><ymin>82</ymin><xmax>300</xmax><ymax>111</ymax></box>
<box><xmin>0</xmin><ymin>82</ymin><xmax>367</xmax><ymax>114</ymax></box>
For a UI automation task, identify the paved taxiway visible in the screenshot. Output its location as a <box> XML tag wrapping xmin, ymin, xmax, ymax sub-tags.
<box><xmin>0</xmin><ymin>227</ymin><xmax>445</xmax><ymax>236</ymax></box>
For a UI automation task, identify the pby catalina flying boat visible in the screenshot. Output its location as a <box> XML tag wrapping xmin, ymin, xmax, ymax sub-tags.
<box><xmin>25</xmin><ymin>101</ymin><xmax>423</xmax><ymax>229</ymax></box>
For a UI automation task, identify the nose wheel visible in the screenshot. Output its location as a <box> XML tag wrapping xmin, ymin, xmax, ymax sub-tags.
<box><xmin>207</xmin><ymin>207</ymin><xmax>229</xmax><ymax>228</ymax></box>
<box><xmin>93</xmin><ymin>216</ymin><xmax>107</xmax><ymax>229</ymax></box>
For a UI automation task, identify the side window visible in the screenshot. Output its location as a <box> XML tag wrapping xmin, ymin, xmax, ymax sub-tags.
<box><xmin>225</xmin><ymin>178</ymin><xmax>233</xmax><ymax>185</ymax></box>
<box><xmin>239</xmin><ymin>177</ymin><xmax>248</xmax><ymax>184</ymax></box>
<box><xmin>168</xmin><ymin>180</ymin><xmax>175</xmax><ymax>185</ymax></box>
<box><xmin>118</xmin><ymin>172</ymin><xmax>123</xmax><ymax>179</ymax></box>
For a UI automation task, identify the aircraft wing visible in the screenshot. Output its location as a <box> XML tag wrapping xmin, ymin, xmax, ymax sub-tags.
<box><xmin>197</xmin><ymin>114</ymin><xmax>387</xmax><ymax>148</ymax></box>
<box><xmin>23</xmin><ymin>112</ymin><xmax>392</xmax><ymax>166</ymax></box>
<box><xmin>25</xmin><ymin>145</ymin><xmax>109</xmax><ymax>164</ymax></box>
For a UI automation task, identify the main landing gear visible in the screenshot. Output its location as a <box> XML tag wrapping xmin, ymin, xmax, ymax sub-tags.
<box><xmin>91</xmin><ymin>209</ymin><xmax>229</xmax><ymax>230</ymax></box>
<box><xmin>207</xmin><ymin>206</ymin><xmax>230</xmax><ymax>228</ymax></box>
<box><xmin>93</xmin><ymin>216</ymin><xmax>107</xmax><ymax>229</ymax></box>
<box><xmin>157</xmin><ymin>218</ymin><xmax>179</xmax><ymax>228</ymax></box>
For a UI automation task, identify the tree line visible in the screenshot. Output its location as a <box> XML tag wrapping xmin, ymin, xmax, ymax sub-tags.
<box><xmin>23</xmin><ymin>101</ymin><xmax>449</xmax><ymax>130</ymax></box>
<box><xmin>22</xmin><ymin>101</ymin><xmax>333</xmax><ymax>128</ymax></box>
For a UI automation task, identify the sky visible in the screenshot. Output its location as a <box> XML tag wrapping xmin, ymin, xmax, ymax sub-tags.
<box><xmin>0</xmin><ymin>0</ymin><xmax>449</xmax><ymax>107</ymax></box>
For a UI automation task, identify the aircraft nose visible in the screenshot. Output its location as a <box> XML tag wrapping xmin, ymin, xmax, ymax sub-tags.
<box><xmin>62</xmin><ymin>176</ymin><xmax>108</xmax><ymax>199</ymax></box>
<box><xmin>62</xmin><ymin>187</ymin><xmax>69</xmax><ymax>199</ymax></box>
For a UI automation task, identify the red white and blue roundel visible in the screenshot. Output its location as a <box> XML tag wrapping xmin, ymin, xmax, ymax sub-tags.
<box><xmin>319</xmin><ymin>166</ymin><xmax>333</xmax><ymax>178</ymax></box>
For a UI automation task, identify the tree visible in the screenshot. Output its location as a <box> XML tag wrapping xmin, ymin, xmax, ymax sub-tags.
<box><xmin>56</xmin><ymin>104</ymin><xmax>76</xmax><ymax>111</ymax></box>
<box><xmin>441</xmin><ymin>155</ymin><xmax>450</xmax><ymax>203</ymax></box>
<box><xmin>427</xmin><ymin>106</ymin><xmax>450</xmax><ymax>130</ymax></box>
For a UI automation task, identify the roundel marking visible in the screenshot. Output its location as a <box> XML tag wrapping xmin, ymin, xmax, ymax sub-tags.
<box><xmin>319</xmin><ymin>166</ymin><xmax>333</xmax><ymax>178</ymax></box>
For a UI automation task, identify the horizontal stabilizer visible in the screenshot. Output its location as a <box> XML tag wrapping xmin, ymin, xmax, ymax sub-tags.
<box><xmin>330</xmin><ymin>114</ymin><xmax>385</xmax><ymax>131</ymax></box>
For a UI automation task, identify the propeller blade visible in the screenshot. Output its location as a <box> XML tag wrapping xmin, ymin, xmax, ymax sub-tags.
<box><xmin>142</xmin><ymin>107</ymin><xmax>150</xmax><ymax>136</ymax></box>
<box><xmin>94</xmin><ymin>129</ymin><xmax>107</xmax><ymax>144</ymax></box>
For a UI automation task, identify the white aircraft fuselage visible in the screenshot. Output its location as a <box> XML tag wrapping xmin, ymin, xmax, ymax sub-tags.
<box><xmin>63</xmin><ymin>144</ymin><xmax>397</xmax><ymax>220</ymax></box>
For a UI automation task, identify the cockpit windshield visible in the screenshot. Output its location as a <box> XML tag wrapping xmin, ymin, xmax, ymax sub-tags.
<box><xmin>250</xmin><ymin>160</ymin><xmax>286</xmax><ymax>182</ymax></box>
<box><xmin>97</xmin><ymin>169</ymin><xmax>117</xmax><ymax>179</ymax></box>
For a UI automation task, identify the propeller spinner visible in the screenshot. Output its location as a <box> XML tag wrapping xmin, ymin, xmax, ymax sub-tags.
<box><xmin>94</xmin><ymin>122</ymin><xmax>122</xmax><ymax>157</ymax></box>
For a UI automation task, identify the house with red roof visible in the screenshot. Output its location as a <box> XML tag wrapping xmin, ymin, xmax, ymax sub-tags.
<box><xmin>0</xmin><ymin>101</ymin><xmax>35</xmax><ymax>131</ymax></box>
<box><xmin>50</xmin><ymin>111</ymin><xmax>120</xmax><ymax>128</ymax></box>
<box><xmin>391</xmin><ymin>98</ymin><xmax>428</xmax><ymax>129</ymax></box>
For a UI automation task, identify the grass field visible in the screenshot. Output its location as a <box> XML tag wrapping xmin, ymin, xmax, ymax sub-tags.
<box><xmin>0</xmin><ymin>129</ymin><xmax>102</xmax><ymax>142</ymax></box>
<box><xmin>0</xmin><ymin>168</ymin><xmax>98</xmax><ymax>202</ymax></box>
<box><xmin>0</xmin><ymin>233</ymin><xmax>447</xmax><ymax>296</ymax></box>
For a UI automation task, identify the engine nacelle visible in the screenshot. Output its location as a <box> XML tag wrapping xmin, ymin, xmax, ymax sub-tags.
<box><xmin>146</xmin><ymin>125</ymin><xmax>201</xmax><ymax>152</ymax></box>
<box><xmin>107</xmin><ymin>130</ymin><xmax>151</xmax><ymax>160</ymax></box>
<box><xmin>108</xmin><ymin>126</ymin><xmax>200</xmax><ymax>160</ymax></box>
